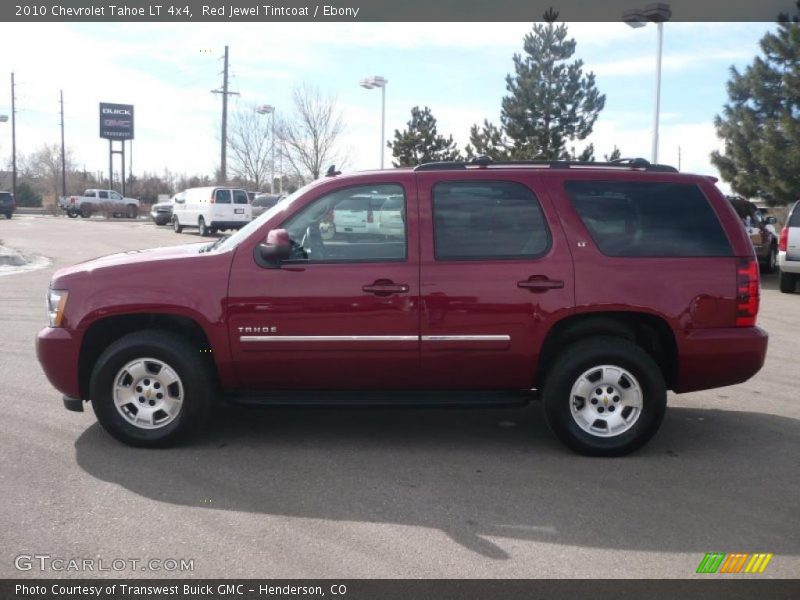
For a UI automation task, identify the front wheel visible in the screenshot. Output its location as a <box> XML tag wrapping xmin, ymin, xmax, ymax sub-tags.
<box><xmin>172</xmin><ymin>215</ymin><xmax>183</xmax><ymax>233</ymax></box>
<box><xmin>542</xmin><ymin>336</ymin><xmax>667</xmax><ymax>457</ymax></box>
<box><xmin>90</xmin><ymin>330</ymin><xmax>215</xmax><ymax>447</ymax></box>
<box><xmin>779</xmin><ymin>270</ymin><xmax>797</xmax><ymax>294</ymax></box>
<box><xmin>762</xmin><ymin>246</ymin><xmax>777</xmax><ymax>274</ymax></box>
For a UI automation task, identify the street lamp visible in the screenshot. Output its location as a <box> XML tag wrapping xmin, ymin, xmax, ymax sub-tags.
<box><xmin>360</xmin><ymin>76</ymin><xmax>388</xmax><ymax>169</ymax></box>
<box><xmin>623</xmin><ymin>2</ymin><xmax>672</xmax><ymax>164</ymax></box>
<box><xmin>256</xmin><ymin>104</ymin><xmax>276</xmax><ymax>193</ymax></box>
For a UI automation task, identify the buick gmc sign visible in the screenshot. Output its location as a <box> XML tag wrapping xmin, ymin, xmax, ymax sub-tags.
<box><xmin>99</xmin><ymin>102</ymin><xmax>134</xmax><ymax>140</ymax></box>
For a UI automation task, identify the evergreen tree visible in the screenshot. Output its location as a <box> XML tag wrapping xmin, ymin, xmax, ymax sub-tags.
<box><xmin>711</xmin><ymin>2</ymin><xmax>800</xmax><ymax>205</ymax></box>
<box><xmin>469</xmin><ymin>9</ymin><xmax>605</xmax><ymax>161</ymax></box>
<box><xmin>389</xmin><ymin>106</ymin><xmax>461</xmax><ymax>166</ymax></box>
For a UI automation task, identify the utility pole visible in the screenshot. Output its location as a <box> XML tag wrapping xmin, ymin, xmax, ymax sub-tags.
<box><xmin>11</xmin><ymin>72</ymin><xmax>17</xmax><ymax>198</ymax></box>
<box><xmin>211</xmin><ymin>46</ymin><xmax>238</xmax><ymax>184</ymax></box>
<box><xmin>677</xmin><ymin>145</ymin><xmax>681</xmax><ymax>171</ymax></box>
<box><xmin>59</xmin><ymin>90</ymin><xmax>66</xmax><ymax>197</ymax></box>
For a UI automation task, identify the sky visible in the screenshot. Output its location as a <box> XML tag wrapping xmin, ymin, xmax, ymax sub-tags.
<box><xmin>0</xmin><ymin>21</ymin><xmax>775</xmax><ymax>193</ymax></box>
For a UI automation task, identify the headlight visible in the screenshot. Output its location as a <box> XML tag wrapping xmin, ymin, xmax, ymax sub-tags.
<box><xmin>47</xmin><ymin>289</ymin><xmax>69</xmax><ymax>327</ymax></box>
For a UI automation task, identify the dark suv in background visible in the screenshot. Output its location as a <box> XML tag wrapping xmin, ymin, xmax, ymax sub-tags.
<box><xmin>0</xmin><ymin>191</ymin><xmax>15</xmax><ymax>219</ymax></box>
<box><xmin>727</xmin><ymin>195</ymin><xmax>779</xmax><ymax>273</ymax></box>
<box><xmin>37</xmin><ymin>158</ymin><xmax>768</xmax><ymax>456</ymax></box>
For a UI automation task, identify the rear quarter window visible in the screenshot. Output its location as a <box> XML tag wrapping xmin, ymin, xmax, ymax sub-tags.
<box><xmin>564</xmin><ymin>181</ymin><xmax>732</xmax><ymax>257</ymax></box>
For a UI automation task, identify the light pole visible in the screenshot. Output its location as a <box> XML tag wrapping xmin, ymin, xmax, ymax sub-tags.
<box><xmin>256</xmin><ymin>104</ymin><xmax>276</xmax><ymax>193</ymax></box>
<box><xmin>360</xmin><ymin>76</ymin><xmax>388</xmax><ymax>169</ymax></box>
<box><xmin>623</xmin><ymin>2</ymin><xmax>671</xmax><ymax>164</ymax></box>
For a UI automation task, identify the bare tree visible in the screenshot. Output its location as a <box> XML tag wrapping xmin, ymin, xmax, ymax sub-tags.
<box><xmin>228</xmin><ymin>104</ymin><xmax>274</xmax><ymax>191</ymax></box>
<box><xmin>20</xmin><ymin>144</ymin><xmax>76</xmax><ymax>204</ymax></box>
<box><xmin>278</xmin><ymin>84</ymin><xmax>346</xmax><ymax>181</ymax></box>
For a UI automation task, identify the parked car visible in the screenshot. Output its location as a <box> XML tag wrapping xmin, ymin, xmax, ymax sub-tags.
<box><xmin>251</xmin><ymin>193</ymin><xmax>283</xmax><ymax>218</ymax></box>
<box><xmin>171</xmin><ymin>187</ymin><xmax>252</xmax><ymax>236</ymax></box>
<box><xmin>59</xmin><ymin>189</ymin><xmax>140</xmax><ymax>219</ymax></box>
<box><xmin>326</xmin><ymin>193</ymin><xmax>405</xmax><ymax>239</ymax></box>
<box><xmin>727</xmin><ymin>196</ymin><xmax>778</xmax><ymax>273</ymax></box>
<box><xmin>0</xmin><ymin>191</ymin><xmax>15</xmax><ymax>219</ymax></box>
<box><xmin>778</xmin><ymin>199</ymin><xmax>800</xmax><ymax>293</ymax></box>
<box><xmin>150</xmin><ymin>197</ymin><xmax>175</xmax><ymax>226</ymax></box>
<box><xmin>37</xmin><ymin>157</ymin><xmax>768</xmax><ymax>456</ymax></box>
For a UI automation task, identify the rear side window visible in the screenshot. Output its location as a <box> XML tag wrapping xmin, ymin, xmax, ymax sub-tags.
<box><xmin>432</xmin><ymin>181</ymin><xmax>550</xmax><ymax>260</ymax></box>
<box><xmin>215</xmin><ymin>189</ymin><xmax>231</xmax><ymax>204</ymax></box>
<box><xmin>788</xmin><ymin>201</ymin><xmax>800</xmax><ymax>227</ymax></box>
<box><xmin>233</xmin><ymin>190</ymin><xmax>249</xmax><ymax>205</ymax></box>
<box><xmin>98</xmin><ymin>191</ymin><xmax>108</xmax><ymax>199</ymax></box>
<box><xmin>565</xmin><ymin>181</ymin><xmax>732</xmax><ymax>257</ymax></box>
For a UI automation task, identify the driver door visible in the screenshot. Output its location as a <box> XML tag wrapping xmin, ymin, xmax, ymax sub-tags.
<box><xmin>227</xmin><ymin>178</ymin><xmax>420</xmax><ymax>390</ymax></box>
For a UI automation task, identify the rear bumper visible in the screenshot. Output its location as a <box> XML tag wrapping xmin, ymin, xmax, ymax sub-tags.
<box><xmin>210</xmin><ymin>220</ymin><xmax>248</xmax><ymax>229</ymax></box>
<box><xmin>36</xmin><ymin>327</ymin><xmax>82</xmax><ymax>399</ymax></box>
<box><xmin>778</xmin><ymin>252</ymin><xmax>800</xmax><ymax>274</ymax></box>
<box><xmin>676</xmin><ymin>326</ymin><xmax>768</xmax><ymax>393</ymax></box>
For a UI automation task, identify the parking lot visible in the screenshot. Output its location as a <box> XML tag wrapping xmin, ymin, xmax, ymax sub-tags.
<box><xmin>0</xmin><ymin>214</ymin><xmax>798</xmax><ymax>578</ymax></box>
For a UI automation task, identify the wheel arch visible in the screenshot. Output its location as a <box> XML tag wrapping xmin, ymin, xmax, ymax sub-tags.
<box><xmin>535</xmin><ymin>311</ymin><xmax>679</xmax><ymax>391</ymax></box>
<box><xmin>78</xmin><ymin>313</ymin><xmax>218</xmax><ymax>399</ymax></box>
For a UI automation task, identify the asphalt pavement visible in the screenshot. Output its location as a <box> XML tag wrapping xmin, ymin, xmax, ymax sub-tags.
<box><xmin>0</xmin><ymin>215</ymin><xmax>798</xmax><ymax>578</ymax></box>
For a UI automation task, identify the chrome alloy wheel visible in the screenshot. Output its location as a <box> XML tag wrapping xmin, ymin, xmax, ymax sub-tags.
<box><xmin>113</xmin><ymin>358</ymin><xmax>184</xmax><ymax>430</ymax></box>
<box><xmin>569</xmin><ymin>364</ymin><xmax>643</xmax><ymax>438</ymax></box>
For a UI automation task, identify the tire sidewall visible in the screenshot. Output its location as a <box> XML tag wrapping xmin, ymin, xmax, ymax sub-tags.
<box><xmin>543</xmin><ymin>337</ymin><xmax>667</xmax><ymax>456</ymax></box>
<box><xmin>90</xmin><ymin>333</ymin><xmax>212</xmax><ymax>447</ymax></box>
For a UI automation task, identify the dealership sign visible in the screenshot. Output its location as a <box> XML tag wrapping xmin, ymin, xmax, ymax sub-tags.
<box><xmin>99</xmin><ymin>102</ymin><xmax>134</xmax><ymax>140</ymax></box>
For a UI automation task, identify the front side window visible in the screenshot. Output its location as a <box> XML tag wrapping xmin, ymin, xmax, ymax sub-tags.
<box><xmin>215</xmin><ymin>189</ymin><xmax>232</xmax><ymax>204</ymax></box>
<box><xmin>432</xmin><ymin>181</ymin><xmax>550</xmax><ymax>260</ymax></box>
<box><xmin>282</xmin><ymin>184</ymin><xmax>406</xmax><ymax>263</ymax></box>
<box><xmin>565</xmin><ymin>181</ymin><xmax>732</xmax><ymax>257</ymax></box>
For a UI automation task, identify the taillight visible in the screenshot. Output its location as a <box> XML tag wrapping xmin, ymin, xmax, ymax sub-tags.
<box><xmin>735</xmin><ymin>258</ymin><xmax>760</xmax><ymax>327</ymax></box>
<box><xmin>779</xmin><ymin>227</ymin><xmax>788</xmax><ymax>252</ymax></box>
<box><xmin>69</xmin><ymin>196</ymin><xmax>76</xmax><ymax>204</ymax></box>
<box><xmin>209</xmin><ymin>196</ymin><xmax>215</xmax><ymax>204</ymax></box>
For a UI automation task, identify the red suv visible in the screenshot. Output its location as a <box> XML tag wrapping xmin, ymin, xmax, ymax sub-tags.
<box><xmin>36</xmin><ymin>158</ymin><xmax>768</xmax><ymax>456</ymax></box>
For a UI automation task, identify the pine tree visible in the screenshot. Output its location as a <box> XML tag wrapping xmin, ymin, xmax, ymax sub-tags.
<box><xmin>388</xmin><ymin>106</ymin><xmax>461</xmax><ymax>167</ymax></box>
<box><xmin>472</xmin><ymin>9</ymin><xmax>605</xmax><ymax>160</ymax></box>
<box><xmin>711</xmin><ymin>2</ymin><xmax>800</xmax><ymax>205</ymax></box>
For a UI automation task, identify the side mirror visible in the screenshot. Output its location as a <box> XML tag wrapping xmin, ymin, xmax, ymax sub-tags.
<box><xmin>256</xmin><ymin>228</ymin><xmax>291</xmax><ymax>268</ymax></box>
<box><xmin>766</xmin><ymin>216</ymin><xmax>777</xmax><ymax>225</ymax></box>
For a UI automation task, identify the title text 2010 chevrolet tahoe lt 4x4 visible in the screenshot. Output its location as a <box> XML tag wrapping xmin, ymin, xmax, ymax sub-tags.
<box><xmin>36</xmin><ymin>158</ymin><xmax>768</xmax><ymax>456</ymax></box>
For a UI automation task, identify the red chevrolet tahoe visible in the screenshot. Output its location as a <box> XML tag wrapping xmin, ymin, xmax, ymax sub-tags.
<box><xmin>36</xmin><ymin>158</ymin><xmax>768</xmax><ymax>456</ymax></box>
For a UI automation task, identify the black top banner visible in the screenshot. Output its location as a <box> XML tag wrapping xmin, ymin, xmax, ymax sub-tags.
<box><xmin>3</xmin><ymin>0</ymin><xmax>795</xmax><ymax>22</ymax></box>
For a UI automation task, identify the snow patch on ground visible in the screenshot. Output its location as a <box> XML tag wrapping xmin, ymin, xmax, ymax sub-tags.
<box><xmin>0</xmin><ymin>243</ymin><xmax>50</xmax><ymax>277</ymax></box>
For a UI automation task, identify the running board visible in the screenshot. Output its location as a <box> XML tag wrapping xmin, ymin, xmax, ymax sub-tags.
<box><xmin>224</xmin><ymin>389</ymin><xmax>537</xmax><ymax>408</ymax></box>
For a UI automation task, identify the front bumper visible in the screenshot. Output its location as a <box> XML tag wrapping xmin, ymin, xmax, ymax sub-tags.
<box><xmin>36</xmin><ymin>327</ymin><xmax>82</xmax><ymax>399</ymax></box>
<box><xmin>676</xmin><ymin>326</ymin><xmax>768</xmax><ymax>393</ymax></box>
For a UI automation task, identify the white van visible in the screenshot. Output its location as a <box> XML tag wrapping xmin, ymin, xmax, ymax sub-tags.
<box><xmin>171</xmin><ymin>186</ymin><xmax>252</xmax><ymax>236</ymax></box>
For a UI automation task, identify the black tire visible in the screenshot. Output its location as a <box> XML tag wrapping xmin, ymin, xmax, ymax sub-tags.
<box><xmin>172</xmin><ymin>215</ymin><xmax>183</xmax><ymax>233</ymax></box>
<box><xmin>209</xmin><ymin>227</ymin><xmax>218</xmax><ymax>235</ymax></box>
<box><xmin>90</xmin><ymin>330</ymin><xmax>215</xmax><ymax>448</ymax></box>
<box><xmin>80</xmin><ymin>205</ymin><xmax>93</xmax><ymax>218</ymax></box>
<box><xmin>4</xmin><ymin>211</ymin><xmax>11</xmax><ymax>219</ymax></box>
<box><xmin>198</xmin><ymin>216</ymin><xmax>209</xmax><ymax>237</ymax></box>
<box><xmin>761</xmin><ymin>246</ymin><xmax>777</xmax><ymax>274</ymax></box>
<box><xmin>779</xmin><ymin>270</ymin><xmax>797</xmax><ymax>294</ymax></box>
<box><xmin>126</xmin><ymin>204</ymin><xmax>138</xmax><ymax>219</ymax></box>
<box><xmin>67</xmin><ymin>211</ymin><xmax>78</xmax><ymax>218</ymax></box>
<box><xmin>542</xmin><ymin>336</ymin><xmax>667</xmax><ymax>457</ymax></box>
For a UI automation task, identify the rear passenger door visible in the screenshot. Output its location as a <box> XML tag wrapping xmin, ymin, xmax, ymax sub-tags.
<box><xmin>417</xmin><ymin>173</ymin><xmax>575</xmax><ymax>390</ymax></box>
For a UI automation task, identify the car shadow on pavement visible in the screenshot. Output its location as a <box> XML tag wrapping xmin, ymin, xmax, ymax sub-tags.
<box><xmin>75</xmin><ymin>404</ymin><xmax>800</xmax><ymax>559</ymax></box>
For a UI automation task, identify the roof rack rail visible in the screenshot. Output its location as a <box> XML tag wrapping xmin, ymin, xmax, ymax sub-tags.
<box><xmin>414</xmin><ymin>156</ymin><xmax>678</xmax><ymax>173</ymax></box>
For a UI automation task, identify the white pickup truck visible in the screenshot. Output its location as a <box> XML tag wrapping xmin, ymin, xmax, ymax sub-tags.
<box><xmin>59</xmin><ymin>189</ymin><xmax>140</xmax><ymax>219</ymax></box>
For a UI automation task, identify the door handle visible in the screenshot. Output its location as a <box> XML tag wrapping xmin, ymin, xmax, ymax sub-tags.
<box><xmin>517</xmin><ymin>277</ymin><xmax>564</xmax><ymax>292</ymax></box>
<box><xmin>362</xmin><ymin>280</ymin><xmax>410</xmax><ymax>296</ymax></box>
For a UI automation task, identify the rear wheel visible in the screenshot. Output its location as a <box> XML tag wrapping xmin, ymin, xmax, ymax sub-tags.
<box><xmin>542</xmin><ymin>336</ymin><xmax>667</xmax><ymax>457</ymax></box>
<box><xmin>3</xmin><ymin>211</ymin><xmax>11</xmax><ymax>219</ymax></box>
<box><xmin>90</xmin><ymin>330</ymin><xmax>214</xmax><ymax>447</ymax></box>
<box><xmin>172</xmin><ymin>215</ymin><xmax>183</xmax><ymax>233</ymax></box>
<box><xmin>779</xmin><ymin>270</ymin><xmax>797</xmax><ymax>294</ymax></box>
<box><xmin>126</xmin><ymin>204</ymin><xmax>138</xmax><ymax>219</ymax></box>
<box><xmin>67</xmin><ymin>211</ymin><xmax>78</xmax><ymax>218</ymax></box>
<box><xmin>80</xmin><ymin>205</ymin><xmax>93</xmax><ymax>218</ymax></box>
<box><xmin>198</xmin><ymin>216</ymin><xmax>209</xmax><ymax>237</ymax></box>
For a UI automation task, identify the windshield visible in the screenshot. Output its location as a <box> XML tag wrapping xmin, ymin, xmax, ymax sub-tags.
<box><xmin>212</xmin><ymin>183</ymin><xmax>315</xmax><ymax>253</ymax></box>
